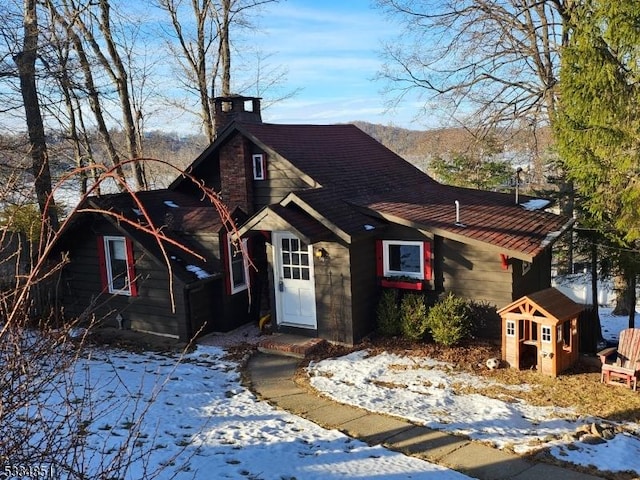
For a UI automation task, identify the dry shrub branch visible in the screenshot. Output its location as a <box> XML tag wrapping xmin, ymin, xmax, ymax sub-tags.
<box><xmin>0</xmin><ymin>158</ymin><xmax>236</xmax><ymax>478</ymax></box>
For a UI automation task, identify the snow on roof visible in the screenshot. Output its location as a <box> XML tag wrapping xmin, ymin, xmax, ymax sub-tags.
<box><xmin>185</xmin><ymin>264</ymin><xmax>212</xmax><ymax>279</ymax></box>
<box><xmin>164</xmin><ymin>200</ymin><xmax>179</xmax><ymax>208</ymax></box>
<box><xmin>520</xmin><ymin>198</ymin><xmax>550</xmax><ymax>211</ymax></box>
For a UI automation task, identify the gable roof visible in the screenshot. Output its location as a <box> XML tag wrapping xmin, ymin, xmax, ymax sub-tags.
<box><xmin>237</xmin><ymin>123</ymin><xmax>438</xmax><ymax>193</ymax></box>
<box><xmin>498</xmin><ymin>287</ymin><xmax>584</xmax><ymax>325</ymax></box>
<box><xmin>173</xmin><ymin>121</ymin><xmax>572</xmax><ymax>260</ymax></box>
<box><xmin>59</xmin><ymin>190</ymin><xmax>223</xmax><ymax>283</ymax></box>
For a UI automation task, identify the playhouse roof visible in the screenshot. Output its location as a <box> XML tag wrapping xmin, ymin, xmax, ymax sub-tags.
<box><xmin>498</xmin><ymin>287</ymin><xmax>584</xmax><ymax>325</ymax></box>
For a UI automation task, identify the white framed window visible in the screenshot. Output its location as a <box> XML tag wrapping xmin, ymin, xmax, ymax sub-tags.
<box><xmin>382</xmin><ymin>240</ymin><xmax>424</xmax><ymax>279</ymax></box>
<box><xmin>252</xmin><ymin>153</ymin><xmax>266</xmax><ymax>180</ymax></box>
<box><xmin>522</xmin><ymin>261</ymin><xmax>531</xmax><ymax>276</ymax></box>
<box><xmin>506</xmin><ymin>320</ymin><xmax>516</xmax><ymax>337</ymax></box>
<box><xmin>228</xmin><ymin>237</ymin><xmax>249</xmax><ymax>294</ymax></box>
<box><xmin>103</xmin><ymin>236</ymin><xmax>133</xmax><ymax>295</ymax></box>
<box><xmin>541</xmin><ymin>325</ymin><xmax>552</xmax><ymax>343</ymax></box>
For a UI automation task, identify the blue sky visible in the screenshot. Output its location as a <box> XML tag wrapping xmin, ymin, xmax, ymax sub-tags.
<box><xmin>246</xmin><ymin>0</ymin><xmax>429</xmax><ymax>129</ymax></box>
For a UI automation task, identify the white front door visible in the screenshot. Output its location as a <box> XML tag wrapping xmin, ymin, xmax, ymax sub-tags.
<box><xmin>273</xmin><ymin>232</ymin><xmax>317</xmax><ymax>329</ymax></box>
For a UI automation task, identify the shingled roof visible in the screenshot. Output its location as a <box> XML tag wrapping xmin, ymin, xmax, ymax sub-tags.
<box><xmin>237</xmin><ymin>122</ymin><xmax>439</xmax><ymax>194</ymax></box>
<box><xmin>173</xmin><ymin>121</ymin><xmax>571</xmax><ymax>260</ymax></box>
<box><xmin>64</xmin><ymin>190</ymin><xmax>223</xmax><ymax>283</ymax></box>
<box><xmin>232</xmin><ymin>122</ymin><xmax>572</xmax><ymax>260</ymax></box>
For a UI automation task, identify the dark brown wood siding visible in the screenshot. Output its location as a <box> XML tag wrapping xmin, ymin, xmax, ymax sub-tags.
<box><xmin>438</xmin><ymin>237</ymin><xmax>513</xmax><ymax>306</ymax></box>
<box><xmin>437</xmin><ymin>236</ymin><xmax>534</xmax><ymax>339</ymax></box>
<box><xmin>252</xmin><ymin>151</ymin><xmax>310</xmax><ymax>211</ymax></box>
<box><xmin>349</xmin><ymin>236</ymin><xmax>378</xmax><ymax>343</ymax></box>
<box><xmin>512</xmin><ymin>250</ymin><xmax>552</xmax><ymax>300</ymax></box>
<box><xmin>185</xmin><ymin>277</ymin><xmax>222</xmax><ymax>336</ymax></box>
<box><xmin>59</xmin><ymin>223</ymin><xmax>188</xmax><ymax>339</ymax></box>
<box><xmin>216</xmin><ymin>230</ymin><xmax>252</xmax><ymax>331</ymax></box>
<box><xmin>174</xmin><ymin>154</ymin><xmax>221</xmax><ymax>197</ymax></box>
<box><xmin>313</xmin><ymin>240</ymin><xmax>353</xmax><ymax>344</ymax></box>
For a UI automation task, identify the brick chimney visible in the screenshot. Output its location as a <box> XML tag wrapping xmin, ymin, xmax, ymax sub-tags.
<box><xmin>214</xmin><ymin>95</ymin><xmax>262</xmax><ymax>136</ymax></box>
<box><xmin>219</xmin><ymin>133</ymin><xmax>254</xmax><ymax>214</ymax></box>
<box><xmin>214</xmin><ymin>96</ymin><xmax>262</xmax><ymax>214</ymax></box>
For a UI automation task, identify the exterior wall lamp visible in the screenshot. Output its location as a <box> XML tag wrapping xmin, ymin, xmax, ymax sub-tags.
<box><xmin>315</xmin><ymin>247</ymin><xmax>329</xmax><ymax>263</ymax></box>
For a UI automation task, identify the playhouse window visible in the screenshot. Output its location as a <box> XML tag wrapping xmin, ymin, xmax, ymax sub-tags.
<box><xmin>562</xmin><ymin>321</ymin><xmax>573</xmax><ymax>351</ymax></box>
<box><xmin>228</xmin><ymin>238</ymin><xmax>249</xmax><ymax>294</ymax></box>
<box><xmin>506</xmin><ymin>320</ymin><xmax>515</xmax><ymax>337</ymax></box>
<box><xmin>383</xmin><ymin>240</ymin><xmax>423</xmax><ymax>279</ymax></box>
<box><xmin>252</xmin><ymin>153</ymin><xmax>266</xmax><ymax>180</ymax></box>
<box><xmin>541</xmin><ymin>325</ymin><xmax>552</xmax><ymax>343</ymax></box>
<box><xmin>103</xmin><ymin>236</ymin><xmax>134</xmax><ymax>295</ymax></box>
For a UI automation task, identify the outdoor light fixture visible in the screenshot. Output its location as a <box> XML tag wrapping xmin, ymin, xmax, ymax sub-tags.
<box><xmin>315</xmin><ymin>247</ymin><xmax>329</xmax><ymax>262</ymax></box>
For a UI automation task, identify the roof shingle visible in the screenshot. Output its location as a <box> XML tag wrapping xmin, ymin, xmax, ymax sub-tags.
<box><xmin>236</xmin><ymin>122</ymin><xmax>571</xmax><ymax>259</ymax></box>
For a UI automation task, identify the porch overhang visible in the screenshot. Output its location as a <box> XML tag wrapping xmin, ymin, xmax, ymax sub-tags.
<box><xmin>237</xmin><ymin>204</ymin><xmax>334</xmax><ymax>244</ymax></box>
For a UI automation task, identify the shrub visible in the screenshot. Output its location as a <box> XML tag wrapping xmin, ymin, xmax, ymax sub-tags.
<box><xmin>400</xmin><ymin>293</ymin><xmax>429</xmax><ymax>340</ymax></box>
<box><xmin>467</xmin><ymin>300</ymin><xmax>500</xmax><ymax>338</ymax></box>
<box><xmin>426</xmin><ymin>293</ymin><xmax>473</xmax><ymax>346</ymax></box>
<box><xmin>376</xmin><ymin>289</ymin><xmax>401</xmax><ymax>337</ymax></box>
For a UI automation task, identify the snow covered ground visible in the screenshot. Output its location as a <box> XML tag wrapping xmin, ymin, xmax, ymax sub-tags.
<box><xmin>12</xmin><ymin>273</ymin><xmax>640</xmax><ymax>478</ymax></box>
<box><xmin>307</xmin><ymin>275</ymin><xmax>640</xmax><ymax>477</ymax></box>
<box><xmin>23</xmin><ymin>341</ymin><xmax>471</xmax><ymax>479</ymax></box>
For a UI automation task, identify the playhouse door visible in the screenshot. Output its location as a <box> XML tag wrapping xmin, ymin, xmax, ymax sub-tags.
<box><xmin>273</xmin><ymin>232</ymin><xmax>317</xmax><ymax>329</ymax></box>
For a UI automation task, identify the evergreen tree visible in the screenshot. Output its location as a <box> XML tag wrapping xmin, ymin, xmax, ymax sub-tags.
<box><xmin>429</xmin><ymin>153</ymin><xmax>513</xmax><ymax>191</ymax></box>
<box><xmin>556</xmin><ymin>1</ymin><xmax>640</xmax><ymax>326</ymax></box>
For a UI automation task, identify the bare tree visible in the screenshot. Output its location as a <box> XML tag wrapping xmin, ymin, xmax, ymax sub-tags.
<box><xmin>376</xmin><ymin>0</ymin><xmax>576</xmax><ymax>272</ymax></box>
<box><xmin>0</xmin><ymin>157</ymin><xmax>237</xmax><ymax>477</ymax></box>
<box><xmin>13</xmin><ymin>0</ymin><xmax>58</xmax><ymax>232</ymax></box>
<box><xmin>157</xmin><ymin>0</ymin><xmax>279</xmax><ymax>142</ymax></box>
<box><xmin>44</xmin><ymin>0</ymin><xmax>129</xmax><ymax>192</ymax></box>
<box><xmin>48</xmin><ymin>0</ymin><xmax>152</xmax><ymax>191</ymax></box>
<box><xmin>376</xmin><ymin>0</ymin><xmax>573</xmax><ymax>130</ymax></box>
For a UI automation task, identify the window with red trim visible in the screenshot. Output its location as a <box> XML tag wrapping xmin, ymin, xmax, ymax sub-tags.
<box><xmin>227</xmin><ymin>236</ymin><xmax>249</xmax><ymax>294</ymax></box>
<box><xmin>376</xmin><ymin>239</ymin><xmax>432</xmax><ymax>281</ymax></box>
<box><xmin>99</xmin><ymin>236</ymin><xmax>137</xmax><ymax>296</ymax></box>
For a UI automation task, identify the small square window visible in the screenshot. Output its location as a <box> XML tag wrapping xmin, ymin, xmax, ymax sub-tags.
<box><xmin>506</xmin><ymin>321</ymin><xmax>515</xmax><ymax>337</ymax></box>
<box><xmin>252</xmin><ymin>153</ymin><xmax>266</xmax><ymax>180</ymax></box>
<box><xmin>541</xmin><ymin>326</ymin><xmax>552</xmax><ymax>343</ymax></box>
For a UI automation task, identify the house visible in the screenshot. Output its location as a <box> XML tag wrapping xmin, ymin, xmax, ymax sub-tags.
<box><xmin>53</xmin><ymin>189</ymin><xmax>252</xmax><ymax>341</ymax></box>
<box><xmin>53</xmin><ymin>95</ymin><xmax>572</xmax><ymax>345</ymax></box>
<box><xmin>166</xmin><ymin>95</ymin><xmax>573</xmax><ymax>345</ymax></box>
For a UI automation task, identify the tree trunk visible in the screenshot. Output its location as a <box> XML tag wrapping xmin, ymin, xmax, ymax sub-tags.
<box><xmin>612</xmin><ymin>273</ymin><xmax>631</xmax><ymax>316</ymax></box>
<box><xmin>15</xmin><ymin>0</ymin><xmax>59</xmax><ymax>234</ymax></box>
<box><xmin>46</xmin><ymin>0</ymin><xmax>126</xmax><ymax>189</ymax></box>
<box><xmin>97</xmin><ymin>0</ymin><xmax>147</xmax><ymax>190</ymax></box>
<box><xmin>591</xmin><ymin>239</ymin><xmax>598</xmax><ymax>317</ymax></box>
<box><xmin>219</xmin><ymin>0</ymin><xmax>231</xmax><ymax>96</ymax></box>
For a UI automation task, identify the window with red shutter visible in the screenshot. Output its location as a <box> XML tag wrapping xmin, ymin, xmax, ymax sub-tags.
<box><xmin>377</xmin><ymin>239</ymin><xmax>433</xmax><ymax>281</ymax></box>
<box><xmin>423</xmin><ymin>240</ymin><xmax>432</xmax><ymax>281</ymax></box>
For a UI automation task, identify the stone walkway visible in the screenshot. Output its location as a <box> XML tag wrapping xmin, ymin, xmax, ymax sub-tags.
<box><xmin>244</xmin><ymin>352</ymin><xmax>606</xmax><ymax>480</ymax></box>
